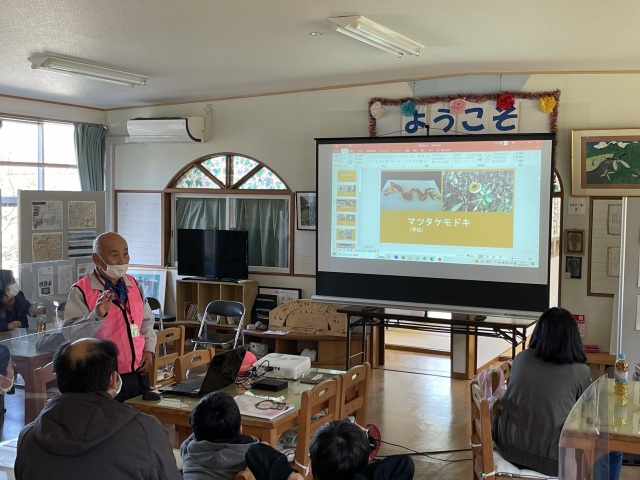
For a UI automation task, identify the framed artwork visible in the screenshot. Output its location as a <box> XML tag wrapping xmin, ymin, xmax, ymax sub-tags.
<box><xmin>571</xmin><ymin>128</ymin><xmax>640</xmax><ymax>196</ymax></box>
<box><xmin>566</xmin><ymin>256</ymin><xmax>582</xmax><ymax>279</ymax></box>
<box><xmin>257</xmin><ymin>286</ymin><xmax>302</xmax><ymax>306</ymax></box>
<box><xmin>128</xmin><ymin>267</ymin><xmax>167</xmax><ymax>310</ymax></box>
<box><xmin>296</xmin><ymin>191</ymin><xmax>317</xmax><ymax>230</ymax></box>
<box><xmin>565</xmin><ymin>229</ymin><xmax>584</xmax><ymax>255</ymax></box>
<box><xmin>588</xmin><ymin>197</ymin><xmax>622</xmax><ymax>297</ymax></box>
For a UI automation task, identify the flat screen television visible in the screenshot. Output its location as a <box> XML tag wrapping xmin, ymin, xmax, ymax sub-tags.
<box><xmin>314</xmin><ymin>134</ymin><xmax>555</xmax><ymax>318</ymax></box>
<box><xmin>177</xmin><ymin>229</ymin><xmax>249</xmax><ymax>281</ymax></box>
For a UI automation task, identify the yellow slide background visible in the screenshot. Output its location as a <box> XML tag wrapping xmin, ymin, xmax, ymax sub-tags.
<box><xmin>380</xmin><ymin>211</ymin><xmax>513</xmax><ymax>247</ymax></box>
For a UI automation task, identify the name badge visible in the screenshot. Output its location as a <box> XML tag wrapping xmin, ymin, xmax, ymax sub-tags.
<box><xmin>130</xmin><ymin>324</ymin><xmax>140</xmax><ymax>338</ymax></box>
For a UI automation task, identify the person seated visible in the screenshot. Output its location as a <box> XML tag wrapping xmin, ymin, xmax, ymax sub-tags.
<box><xmin>0</xmin><ymin>269</ymin><xmax>34</xmax><ymax>332</ymax></box>
<box><xmin>14</xmin><ymin>338</ymin><xmax>182</xmax><ymax>480</ymax></box>
<box><xmin>181</xmin><ymin>391</ymin><xmax>259</xmax><ymax>479</ymax></box>
<box><xmin>492</xmin><ymin>307</ymin><xmax>621</xmax><ymax>479</ymax></box>
<box><xmin>246</xmin><ymin>419</ymin><xmax>414</xmax><ymax>480</ymax></box>
<box><xmin>0</xmin><ymin>344</ymin><xmax>15</xmax><ymax>417</ymax></box>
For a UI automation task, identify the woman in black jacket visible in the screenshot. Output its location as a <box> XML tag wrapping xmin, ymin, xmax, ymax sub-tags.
<box><xmin>0</xmin><ymin>269</ymin><xmax>34</xmax><ymax>332</ymax></box>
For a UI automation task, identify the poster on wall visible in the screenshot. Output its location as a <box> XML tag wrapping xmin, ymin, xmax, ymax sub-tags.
<box><xmin>32</xmin><ymin>232</ymin><xmax>63</xmax><ymax>262</ymax></box>
<box><xmin>32</xmin><ymin>201</ymin><xmax>63</xmax><ymax>230</ymax></box>
<box><xmin>67</xmin><ymin>230</ymin><xmax>96</xmax><ymax>258</ymax></box>
<box><xmin>68</xmin><ymin>201</ymin><xmax>97</xmax><ymax>229</ymax></box>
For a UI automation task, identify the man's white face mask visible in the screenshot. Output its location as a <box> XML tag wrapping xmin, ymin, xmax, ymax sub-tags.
<box><xmin>6</xmin><ymin>283</ymin><xmax>20</xmax><ymax>298</ymax></box>
<box><xmin>98</xmin><ymin>255</ymin><xmax>129</xmax><ymax>280</ymax></box>
<box><xmin>111</xmin><ymin>372</ymin><xmax>122</xmax><ymax>398</ymax></box>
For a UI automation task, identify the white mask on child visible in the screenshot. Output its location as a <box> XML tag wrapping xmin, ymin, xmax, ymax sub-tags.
<box><xmin>6</xmin><ymin>283</ymin><xmax>20</xmax><ymax>298</ymax></box>
<box><xmin>0</xmin><ymin>374</ymin><xmax>14</xmax><ymax>395</ymax></box>
<box><xmin>111</xmin><ymin>372</ymin><xmax>122</xmax><ymax>398</ymax></box>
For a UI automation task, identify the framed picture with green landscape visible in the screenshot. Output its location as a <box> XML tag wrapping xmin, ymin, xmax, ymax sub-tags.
<box><xmin>296</xmin><ymin>191</ymin><xmax>317</xmax><ymax>230</ymax></box>
<box><xmin>571</xmin><ymin>128</ymin><xmax>640</xmax><ymax>196</ymax></box>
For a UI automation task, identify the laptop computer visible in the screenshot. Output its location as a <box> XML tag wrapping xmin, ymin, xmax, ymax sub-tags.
<box><xmin>158</xmin><ymin>347</ymin><xmax>246</xmax><ymax>397</ymax></box>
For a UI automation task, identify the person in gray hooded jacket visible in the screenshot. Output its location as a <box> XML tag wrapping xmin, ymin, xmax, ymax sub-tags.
<box><xmin>14</xmin><ymin>338</ymin><xmax>182</xmax><ymax>480</ymax></box>
<box><xmin>181</xmin><ymin>391</ymin><xmax>259</xmax><ymax>480</ymax></box>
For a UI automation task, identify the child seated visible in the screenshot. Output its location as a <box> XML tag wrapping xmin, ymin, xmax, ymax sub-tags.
<box><xmin>181</xmin><ymin>391</ymin><xmax>259</xmax><ymax>480</ymax></box>
<box><xmin>246</xmin><ymin>419</ymin><xmax>414</xmax><ymax>480</ymax></box>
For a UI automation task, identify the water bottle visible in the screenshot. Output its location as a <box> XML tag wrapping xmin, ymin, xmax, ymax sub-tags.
<box><xmin>36</xmin><ymin>302</ymin><xmax>47</xmax><ymax>333</ymax></box>
<box><xmin>614</xmin><ymin>353</ymin><xmax>628</xmax><ymax>405</ymax></box>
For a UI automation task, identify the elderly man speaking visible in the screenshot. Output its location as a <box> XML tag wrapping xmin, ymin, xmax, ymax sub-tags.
<box><xmin>64</xmin><ymin>232</ymin><xmax>157</xmax><ymax>402</ymax></box>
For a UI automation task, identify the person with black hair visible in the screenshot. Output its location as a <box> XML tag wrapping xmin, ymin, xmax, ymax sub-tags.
<box><xmin>245</xmin><ymin>419</ymin><xmax>414</xmax><ymax>480</ymax></box>
<box><xmin>0</xmin><ymin>269</ymin><xmax>34</xmax><ymax>332</ymax></box>
<box><xmin>492</xmin><ymin>307</ymin><xmax>592</xmax><ymax>476</ymax></box>
<box><xmin>181</xmin><ymin>391</ymin><xmax>259</xmax><ymax>480</ymax></box>
<box><xmin>14</xmin><ymin>338</ymin><xmax>181</xmax><ymax>480</ymax></box>
<box><xmin>0</xmin><ymin>344</ymin><xmax>14</xmax><ymax>394</ymax></box>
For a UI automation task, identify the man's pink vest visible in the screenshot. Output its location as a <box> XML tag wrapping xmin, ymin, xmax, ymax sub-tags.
<box><xmin>72</xmin><ymin>272</ymin><xmax>146</xmax><ymax>373</ymax></box>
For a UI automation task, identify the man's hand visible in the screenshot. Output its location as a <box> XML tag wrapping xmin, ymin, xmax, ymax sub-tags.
<box><xmin>95</xmin><ymin>290</ymin><xmax>115</xmax><ymax>317</ymax></box>
<box><xmin>137</xmin><ymin>351</ymin><xmax>154</xmax><ymax>373</ymax></box>
<box><xmin>8</xmin><ymin>320</ymin><xmax>22</xmax><ymax>331</ymax></box>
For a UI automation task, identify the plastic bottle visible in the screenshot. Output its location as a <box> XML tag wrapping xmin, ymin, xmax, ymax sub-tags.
<box><xmin>36</xmin><ymin>302</ymin><xmax>47</xmax><ymax>333</ymax></box>
<box><xmin>614</xmin><ymin>353</ymin><xmax>628</xmax><ymax>405</ymax></box>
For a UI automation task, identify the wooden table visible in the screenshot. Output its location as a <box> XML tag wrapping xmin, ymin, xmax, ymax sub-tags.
<box><xmin>560</xmin><ymin>378</ymin><xmax>640</xmax><ymax>479</ymax></box>
<box><xmin>0</xmin><ymin>332</ymin><xmax>54</xmax><ymax>424</ymax></box>
<box><xmin>126</xmin><ymin>378</ymin><xmax>319</xmax><ymax>445</ymax></box>
<box><xmin>337</xmin><ymin>305</ymin><xmax>537</xmax><ymax>379</ymax></box>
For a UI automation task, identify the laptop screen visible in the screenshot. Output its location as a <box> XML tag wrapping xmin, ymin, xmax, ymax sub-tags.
<box><xmin>199</xmin><ymin>347</ymin><xmax>246</xmax><ymax>394</ymax></box>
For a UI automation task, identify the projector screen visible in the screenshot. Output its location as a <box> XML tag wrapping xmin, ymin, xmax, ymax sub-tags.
<box><xmin>314</xmin><ymin>134</ymin><xmax>555</xmax><ymax>318</ymax></box>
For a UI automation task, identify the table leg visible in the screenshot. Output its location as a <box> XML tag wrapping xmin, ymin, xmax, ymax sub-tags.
<box><xmin>346</xmin><ymin>316</ymin><xmax>352</xmax><ymax>370</ymax></box>
<box><xmin>378</xmin><ymin>324</ymin><xmax>385</xmax><ymax>366</ymax></box>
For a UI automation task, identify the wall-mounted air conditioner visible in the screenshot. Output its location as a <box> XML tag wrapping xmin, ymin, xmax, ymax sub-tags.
<box><xmin>127</xmin><ymin>116</ymin><xmax>210</xmax><ymax>143</ymax></box>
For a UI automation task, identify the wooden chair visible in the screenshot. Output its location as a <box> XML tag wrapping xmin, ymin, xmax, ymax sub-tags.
<box><xmin>151</xmin><ymin>325</ymin><xmax>185</xmax><ymax>388</ymax></box>
<box><xmin>33</xmin><ymin>361</ymin><xmax>58</xmax><ymax>415</ymax></box>
<box><xmin>470</xmin><ymin>378</ymin><xmax>549</xmax><ymax>480</ymax></box>
<box><xmin>174</xmin><ymin>347</ymin><xmax>216</xmax><ymax>383</ymax></box>
<box><xmin>337</xmin><ymin>362</ymin><xmax>370</xmax><ymax>427</ymax></box>
<box><xmin>294</xmin><ymin>377</ymin><xmax>341</xmax><ymax>478</ymax></box>
<box><xmin>490</xmin><ymin>360</ymin><xmax>511</xmax><ymax>413</ymax></box>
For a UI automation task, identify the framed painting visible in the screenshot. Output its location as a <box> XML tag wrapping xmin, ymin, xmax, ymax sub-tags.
<box><xmin>564</xmin><ymin>229</ymin><xmax>584</xmax><ymax>255</ymax></box>
<box><xmin>296</xmin><ymin>191</ymin><xmax>317</xmax><ymax>230</ymax></box>
<box><xmin>571</xmin><ymin>128</ymin><xmax>640</xmax><ymax>196</ymax></box>
<box><xmin>128</xmin><ymin>267</ymin><xmax>167</xmax><ymax>310</ymax></box>
<box><xmin>565</xmin><ymin>256</ymin><xmax>582</xmax><ymax>279</ymax></box>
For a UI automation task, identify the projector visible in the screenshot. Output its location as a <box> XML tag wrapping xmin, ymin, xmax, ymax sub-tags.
<box><xmin>254</xmin><ymin>353</ymin><xmax>311</xmax><ymax>380</ymax></box>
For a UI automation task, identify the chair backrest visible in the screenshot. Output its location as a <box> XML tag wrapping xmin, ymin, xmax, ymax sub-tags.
<box><xmin>294</xmin><ymin>377</ymin><xmax>341</xmax><ymax>478</ymax></box>
<box><xmin>175</xmin><ymin>347</ymin><xmax>216</xmax><ymax>383</ymax></box>
<box><xmin>151</xmin><ymin>325</ymin><xmax>185</xmax><ymax>387</ymax></box>
<box><xmin>470</xmin><ymin>379</ymin><xmax>496</xmax><ymax>480</ymax></box>
<box><xmin>490</xmin><ymin>361</ymin><xmax>511</xmax><ymax>413</ymax></box>
<box><xmin>147</xmin><ymin>297</ymin><xmax>164</xmax><ymax>331</ymax></box>
<box><xmin>235</xmin><ymin>467</ymin><xmax>256</xmax><ymax>480</ymax></box>
<box><xmin>33</xmin><ymin>361</ymin><xmax>57</xmax><ymax>415</ymax></box>
<box><xmin>197</xmin><ymin>300</ymin><xmax>246</xmax><ymax>349</ymax></box>
<box><xmin>338</xmin><ymin>362</ymin><xmax>370</xmax><ymax>426</ymax></box>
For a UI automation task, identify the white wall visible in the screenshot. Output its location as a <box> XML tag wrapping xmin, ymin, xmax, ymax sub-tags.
<box><xmin>0</xmin><ymin>96</ymin><xmax>105</xmax><ymax>124</ymax></box>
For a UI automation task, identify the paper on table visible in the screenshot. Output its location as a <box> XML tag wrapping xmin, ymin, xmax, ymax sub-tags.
<box><xmin>234</xmin><ymin>393</ymin><xmax>294</xmax><ymax>420</ymax></box>
<box><xmin>263</xmin><ymin>330</ymin><xmax>289</xmax><ymax>335</ymax></box>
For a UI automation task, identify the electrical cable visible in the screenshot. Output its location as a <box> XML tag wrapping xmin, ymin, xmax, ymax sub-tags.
<box><xmin>374</xmin><ymin>439</ymin><xmax>472</xmax><ymax>464</ymax></box>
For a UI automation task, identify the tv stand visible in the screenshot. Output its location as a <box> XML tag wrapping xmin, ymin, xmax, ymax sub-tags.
<box><xmin>176</xmin><ymin>278</ymin><xmax>258</xmax><ymax>321</ymax></box>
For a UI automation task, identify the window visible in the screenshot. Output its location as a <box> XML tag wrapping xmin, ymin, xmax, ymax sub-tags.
<box><xmin>0</xmin><ymin>119</ymin><xmax>80</xmax><ymax>273</ymax></box>
<box><xmin>169</xmin><ymin>154</ymin><xmax>291</xmax><ymax>272</ymax></box>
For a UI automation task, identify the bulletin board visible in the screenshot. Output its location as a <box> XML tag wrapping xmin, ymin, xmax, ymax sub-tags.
<box><xmin>18</xmin><ymin>190</ymin><xmax>106</xmax><ymax>265</ymax></box>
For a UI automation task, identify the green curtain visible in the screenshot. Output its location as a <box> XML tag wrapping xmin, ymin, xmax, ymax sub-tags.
<box><xmin>74</xmin><ymin>124</ymin><xmax>107</xmax><ymax>191</ymax></box>
<box><xmin>176</xmin><ymin>198</ymin><xmax>226</xmax><ymax>229</ymax></box>
<box><xmin>234</xmin><ymin>198</ymin><xmax>289</xmax><ymax>268</ymax></box>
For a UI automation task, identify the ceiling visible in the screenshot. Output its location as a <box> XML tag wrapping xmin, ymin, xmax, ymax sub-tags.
<box><xmin>2</xmin><ymin>0</ymin><xmax>640</xmax><ymax>110</ymax></box>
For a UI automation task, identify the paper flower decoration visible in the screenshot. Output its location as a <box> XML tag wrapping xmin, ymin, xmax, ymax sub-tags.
<box><xmin>401</xmin><ymin>100</ymin><xmax>417</xmax><ymax>117</ymax></box>
<box><xmin>496</xmin><ymin>93</ymin><xmax>515</xmax><ymax>111</ymax></box>
<box><xmin>539</xmin><ymin>96</ymin><xmax>557</xmax><ymax>114</ymax></box>
<box><xmin>449</xmin><ymin>98</ymin><xmax>466</xmax><ymax>115</ymax></box>
<box><xmin>369</xmin><ymin>101</ymin><xmax>387</xmax><ymax>119</ymax></box>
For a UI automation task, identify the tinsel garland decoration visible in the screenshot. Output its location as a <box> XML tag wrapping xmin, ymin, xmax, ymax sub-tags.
<box><xmin>369</xmin><ymin>101</ymin><xmax>386</xmax><ymax>119</ymax></box>
<box><xmin>449</xmin><ymin>98</ymin><xmax>466</xmax><ymax>115</ymax></box>
<box><xmin>367</xmin><ymin>90</ymin><xmax>561</xmax><ymax>167</ymax></box>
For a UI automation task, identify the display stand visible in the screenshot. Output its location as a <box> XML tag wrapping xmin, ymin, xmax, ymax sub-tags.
<box><xmin>175</xmin><ymin>278</ymin><xmax>258</xmax><ymax>321</ymax></box>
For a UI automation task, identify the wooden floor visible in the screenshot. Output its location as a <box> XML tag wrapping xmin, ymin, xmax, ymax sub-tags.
<box><xmin>0</xmin><ymin>352</ymin><xmax>636</xmax><ymax>479</ymax></box>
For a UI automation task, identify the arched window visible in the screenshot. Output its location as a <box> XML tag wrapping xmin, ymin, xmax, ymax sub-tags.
<box><xmin>167</xmin><ymin>154</ymin><xmax>292</xmax><ymax>273</ymax></box>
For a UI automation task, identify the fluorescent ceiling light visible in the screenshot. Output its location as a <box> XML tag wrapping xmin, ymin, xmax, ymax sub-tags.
<box><xmin>328</xmin><ymin>15</ymin><xmax>424</xmax><ymax>58</ymax></box>
<box><xmin>28</xmin><ymin>55</ymin><xmax>149</xmax><ymax>87</ymax></box>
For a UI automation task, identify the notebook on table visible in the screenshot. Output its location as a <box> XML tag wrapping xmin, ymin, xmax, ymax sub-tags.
<box><xmin>298</xmin><ymin>368</ymin><xmax>339</xmax><ymax>385</ymax></box>
<box><xmin>158</xmin><ymin>347</ymin><xmax>246</xmax><ymax>397</ymax></box>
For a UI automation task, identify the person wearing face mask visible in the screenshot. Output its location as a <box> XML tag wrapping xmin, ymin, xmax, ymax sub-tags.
<box><xmin>0</xmin><ymin>269</ymin><xmax>35</xmax><ymax>332</ymax></box>
<box><xmin>63</xmin><ymin>232</ymin><xmax>157</xmax><ymax>402</ymax></box>
<box><xmin>14</xmin><ymin>338</ymin><xmax>182</xmax><ymax>480</ymax></box>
